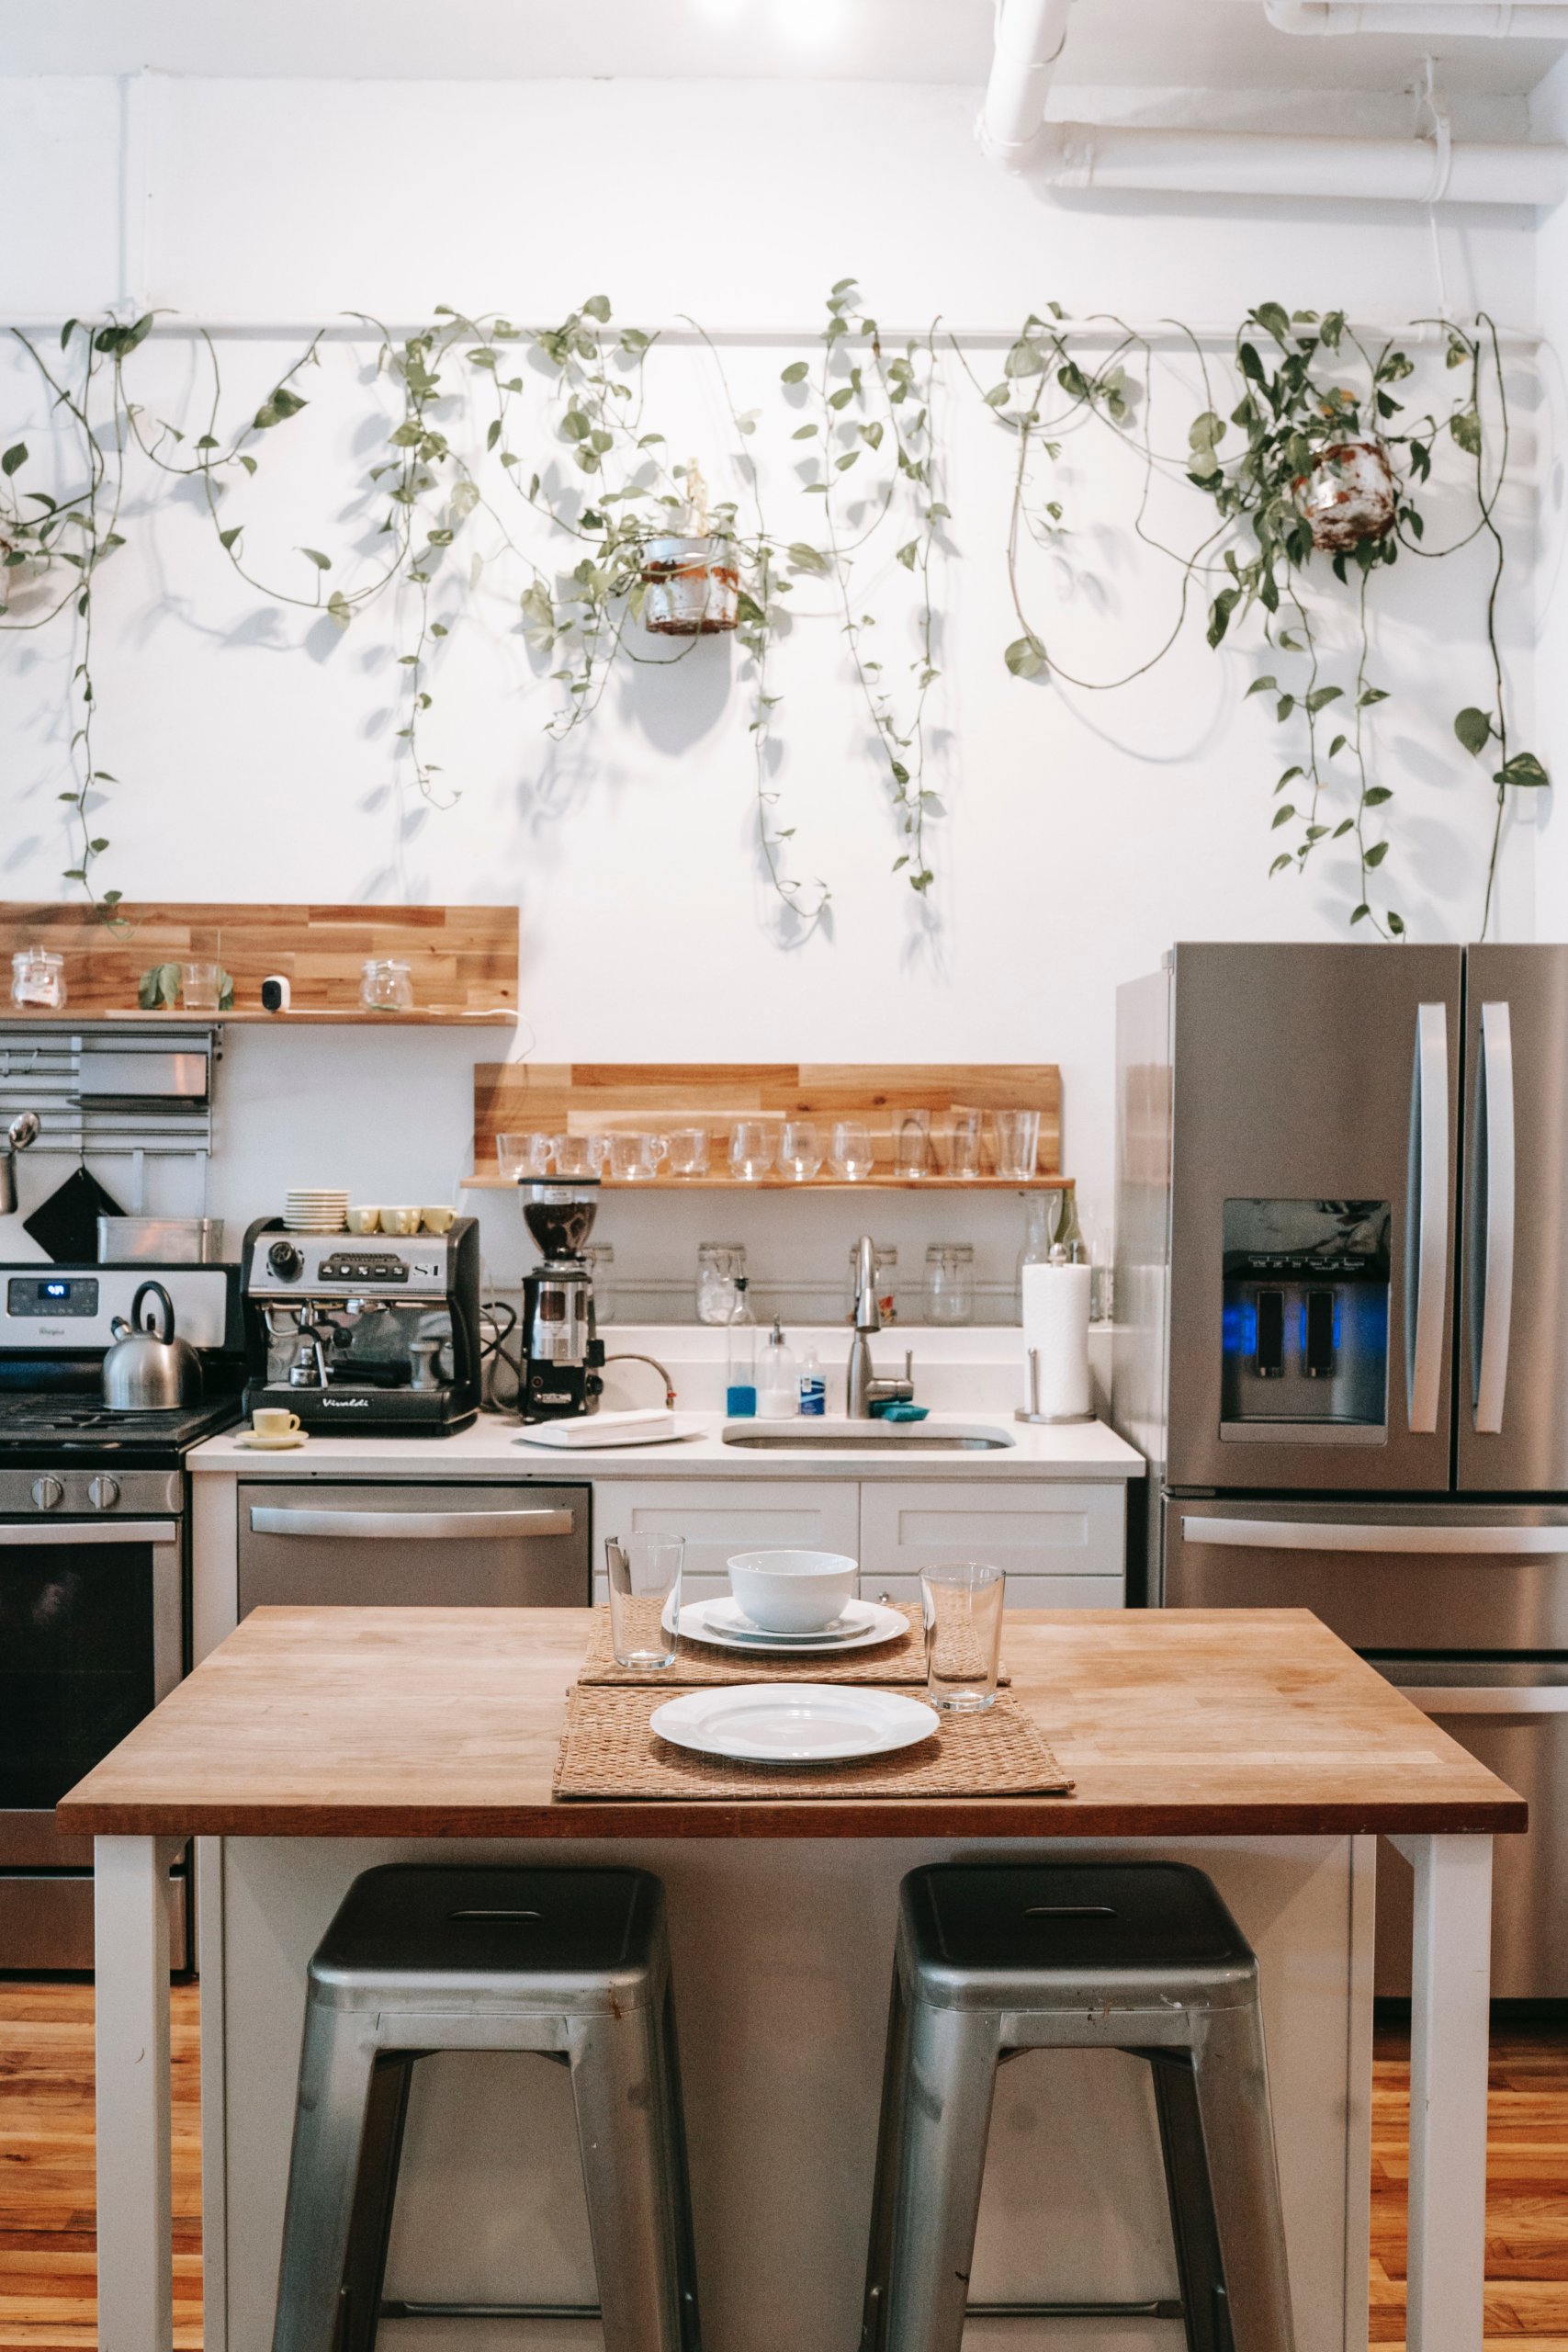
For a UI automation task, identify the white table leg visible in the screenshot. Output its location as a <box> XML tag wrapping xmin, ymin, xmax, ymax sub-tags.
<box><xmin>95</xmin><ymin>1834</ymin><xmax>180</xmax><ymax>2352</ymax></box>
<box><xmin>1391</xmin><ymin>1832</ymin><xmax>1494</xmax><ymax>2352</ymax></box>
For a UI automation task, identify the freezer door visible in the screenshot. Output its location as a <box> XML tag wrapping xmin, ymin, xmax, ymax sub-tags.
<box><xmin>1167</xmin><ymin>943</ymin><xmax>1461</xmax><ymax>1491</ymax></box>
<box><xmin>1165</xmin><ymin>1495</ymin><xmax>1568</xmax><ymax>1648</ymax></box>
<box><xmin>1371</xmin><ymin>1659</ymin><xmax>1568</xmax><ymax>2000</ymax></box>
<box><xmin>1459</xmin><ymin>944</ymin><xmax>1568</xmax><ymax>1489</ymax></box>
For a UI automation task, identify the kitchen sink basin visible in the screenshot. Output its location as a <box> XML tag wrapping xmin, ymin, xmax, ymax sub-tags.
<box><xmin>721</xmin><ymin>1419</ymin><xmax>1016</xmax><ymax>1452</ymax></box>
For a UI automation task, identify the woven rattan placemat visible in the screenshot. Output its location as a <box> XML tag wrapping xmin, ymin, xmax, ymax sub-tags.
<box><xmin>577</xmin><ymin>1603</ymin><xmax>1010</xmax><ymax>1689</ymax></box>
<box><xmin>552</xmin><ymin>1684</ymin><xmax>1074</xmax><ymax>1802</ymax></box>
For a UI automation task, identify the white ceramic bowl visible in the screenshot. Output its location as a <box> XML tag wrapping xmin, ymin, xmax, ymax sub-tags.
<box><xmin>728</xmin><ymin>1548</ymin><xmax>858</xmax><ymax>1634</ymax></box>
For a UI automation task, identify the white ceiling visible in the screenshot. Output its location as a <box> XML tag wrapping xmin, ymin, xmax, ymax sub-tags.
<box><xmin>0</xmin><ymin>0</ymin><xmax>1560</xmax><ymax>96</ymax></box>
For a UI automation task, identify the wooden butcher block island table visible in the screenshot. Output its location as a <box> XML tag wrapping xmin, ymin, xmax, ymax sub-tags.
<box><xmin>61</xmin><ymin>1607</ymin><xmax>1524</xmax><ymax>2352</ymax></box>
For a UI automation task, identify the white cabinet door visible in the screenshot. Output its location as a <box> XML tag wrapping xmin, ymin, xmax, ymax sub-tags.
<box><xmin>592</xmin><ymin>1479</ymin><xmax>860</xmax><ymax>1604</ymax></box>
<box><xmin>858</xmin><ymin>1481</ymin><xmax>1126</xmax><ymax>1607</ymax></box>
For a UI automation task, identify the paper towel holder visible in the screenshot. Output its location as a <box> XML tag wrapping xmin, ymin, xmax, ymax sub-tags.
<box><xmin>1016</xmin><ymin>1345</ymin><xmax>1096</xmax><ymax>1427</ymax></box>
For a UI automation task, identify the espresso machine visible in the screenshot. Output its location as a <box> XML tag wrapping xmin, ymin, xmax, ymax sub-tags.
<box><xmin>241</xmin><ymin>1216</ymin><xmax>481</xmax><ymax>1434</ymax></box>
<box><xmin>519</xmin><ymin>1178</ymin><xmax>605</xmax><ymax>1420</ymax></box>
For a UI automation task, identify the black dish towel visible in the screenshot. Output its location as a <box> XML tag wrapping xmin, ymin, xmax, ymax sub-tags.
<box><xmin>23</xmin><ymin>1165</ymin><xmax>127</xmax><ymax>1262</ymax></box>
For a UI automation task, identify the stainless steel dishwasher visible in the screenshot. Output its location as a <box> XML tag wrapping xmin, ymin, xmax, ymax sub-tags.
<box><xmin>237</xmin><ymin>1482</ymin><xmax>592</xmax><ymax>1612</ymax></box>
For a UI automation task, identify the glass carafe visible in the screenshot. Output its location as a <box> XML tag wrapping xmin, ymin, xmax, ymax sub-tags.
<box><xmin>1015</xmin><ymin>1193</ymin><xmax>1059</xmax><ymax>1316</ymax></box>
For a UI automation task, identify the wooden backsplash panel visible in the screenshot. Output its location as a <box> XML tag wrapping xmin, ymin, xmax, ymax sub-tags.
<box><xmin>0</xmin><ymin>903</ymin><xmax>517</xmax><ymax>1021</ymax></box>
<box><xmin>473</xmin><ymin>1063</ymin><xmax>1062</xmax><ymax>1177</ymax></box>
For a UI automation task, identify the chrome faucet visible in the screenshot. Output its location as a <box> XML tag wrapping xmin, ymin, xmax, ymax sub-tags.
<box><xmin>846</xmin><ymin>1234</ymin><xmax>916</xmax><ymax>1418</ymax></box>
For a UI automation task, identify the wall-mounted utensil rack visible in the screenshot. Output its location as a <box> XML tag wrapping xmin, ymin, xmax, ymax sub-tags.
<box><xmin>0</xmin><ymin>902</ymin><xmax>518</xmax><ymax>1024</ymax></box>
<box><xmin>464</xmin><ymin>1063</ymin><xmax>1067</xmax><ymax>1192</ymax></box>
<box><xmin>0</xmin><ymin>1023</ymin><xmax>219</xmax><ymax>1164</ymax></box>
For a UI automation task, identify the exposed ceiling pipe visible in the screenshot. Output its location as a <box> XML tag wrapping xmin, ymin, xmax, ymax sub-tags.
<box><xmin>1268</xmin><ymin>0</ymin><xmax>1568</xmax><ymax>36</ymax></box>
<box><xmin>976</xmin><ymin>0</ymin><xmax>1074</xmax><ymax>169</ymax></box>
<box><xmin>1032</xmin><ymin>119</ymin><xmax>1568</xmax><ymax>199</ymax></box>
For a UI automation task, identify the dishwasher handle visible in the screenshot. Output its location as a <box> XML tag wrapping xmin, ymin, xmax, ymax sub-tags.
<box><xmin>1181</xmin><ymin>1514</ymin><xmax>1568</xmax><ymax>1555</ymax></box>
<box><xmin>247</xmin><ymin>1505</ymin><xmax>577</xmax><ymax>1541</ymax></box>
<box><xmin>1396</xmin><ymin>1683</ymin><xmax>1568</xmax><ymax>1716</ymax></box>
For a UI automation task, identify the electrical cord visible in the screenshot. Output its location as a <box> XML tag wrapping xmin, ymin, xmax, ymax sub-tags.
<box><xmin>478</xmin><ymin>1296</ymin><xmax>523</xmax><ymax>1414</ymax></box>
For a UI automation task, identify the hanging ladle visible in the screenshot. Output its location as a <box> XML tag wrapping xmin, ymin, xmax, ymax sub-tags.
<box><xmin>0</xmin><ymin>1113</ymin><xmax>40</xmax><ymax>1216</ymax></box>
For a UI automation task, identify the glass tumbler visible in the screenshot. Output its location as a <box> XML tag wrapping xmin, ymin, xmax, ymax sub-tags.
<box><xmin>897</xmin><ymin>1109</ymin><xmax>936</xmax><ymax>1179</ymax></box>
<box><xmin>922</xmin><ymin>1562</ymin><xmax>1006</xmax><ymax>1712</ymax></box>
<box><xmin>780</xmin><ymin>1120</ymin><xmax>822</xmax><ymax>1182</ymax></box>
<box><xmin>497</xmin><ymin>1132</ymin><xmax>554</xmax><ymax>1179</ymax></box>
<box><xmin>947</xmin><ymin>1108</ymin><xmax>983</xmax><ymax>1180</ymax></box>
<box><xmin>666</xmin><ymin>1128</ymin><xmax>710</xmax><ymax>1178</ymax></box>
<box><xmin>728</xmin><ymin>1122</ymin><xmax>775</xmax><ymax>1181</ymax></box>
<box><xmin>994</xmin><ymin>1108</ymin><xmax>1042</xmax><ymax>1181</ymax></box>
<box><xmin>605</xmin><ymin>1533</ymin><xmax>684</xmax><ymax>1668</ymax></box>
<box><xmin>829</xmin><ymin>1120</ymin><xmax>874</xmax><ymax>1181</ymax></box>
<box><xmin>181</xmin><ymin>960</ymin><xmax>221</xmax><ymax>1013</ymax></box>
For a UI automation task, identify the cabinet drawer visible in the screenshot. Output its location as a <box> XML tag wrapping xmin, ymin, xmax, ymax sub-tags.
<box><xmin>590</xmin><ymin>1479</ymin><xmax>860</xmax><ymax>1587</ymax></box>
<box><xmin>860</xmin><ymin>1572</ymin><xmax>1124</xmax><ymax>1613</ymax></box>
<box><xmin>859</xmin><ymin>1482</ymin><xmax>1125</xmax><ymax>1586</ymax></box>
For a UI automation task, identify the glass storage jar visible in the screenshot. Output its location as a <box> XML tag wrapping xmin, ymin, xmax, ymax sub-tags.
<box><xmin>11</xmin><ymin>947</ymin><xmax>65</xmax><ymax>1010</ymax></box>
<box><xmin>924</xmin><ymin>1243</ymin><xmax>976</xmax><ymax>1326</ymax></box>
<box><xmin>360</xmin><ymin>956</ymin><xmax>413</xmax><ymax>1012</ymax></box>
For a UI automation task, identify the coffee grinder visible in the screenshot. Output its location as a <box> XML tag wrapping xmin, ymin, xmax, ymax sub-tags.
<box><xmin>519</xmin><ymin>1177</ymin><xmax>605</xmax><ymax>1419</ymax></box>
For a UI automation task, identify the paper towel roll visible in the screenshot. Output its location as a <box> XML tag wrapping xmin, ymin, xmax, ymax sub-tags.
<box><xmin>1021</xmin><ymin>1260</ymin><xmax>1092</xmax><ymax>1420</ymax></box>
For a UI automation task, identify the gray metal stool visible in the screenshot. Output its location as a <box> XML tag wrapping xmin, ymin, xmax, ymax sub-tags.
<box><xmin>271</xmin><ymin>1864</ymin><xmax>700</xmax><ymax>2352</ymax></box>
<box><xmin>862</xmin><ymin>1861</ymin><xmax>1294</xmax><ymax>2352</ymax></box>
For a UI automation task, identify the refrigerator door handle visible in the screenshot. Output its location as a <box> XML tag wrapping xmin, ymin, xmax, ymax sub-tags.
<box><xmin>1406</xmin><ymin>1000</ymin><xmax>1450</xmax><ymax>1434</ymax></box>
<box><xmin>1395</xmin><ymin>1684</ymin><xmax>1568</xmax><ymax>1716</ymax></box>
<box><xmin>1473</xmin><ymin>1000</ymin><xmax>1517</xmax><ymax>1435</ymax></box>
<box><xmin>1181</xmin><ymin>1513</ymin><xmax>1568</xmax><ymax>1554</ymax></box>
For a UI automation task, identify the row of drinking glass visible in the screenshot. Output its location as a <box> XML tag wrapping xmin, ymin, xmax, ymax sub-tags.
<box><xmin>496</xmin><ymin>1106</ymin><xmax>1043</xmax><ymax>1184</ymax></box>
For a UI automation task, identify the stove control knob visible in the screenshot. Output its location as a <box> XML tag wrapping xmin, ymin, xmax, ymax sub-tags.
<box><xmin>87</xmin><ymin>1475</ymin><xmax>121</xmax><ymax>1511</ymax></box>
<box><xmin>268</xmin><ymin>1238</ymin><xmax>304</xmax><ymax>1282</ymax></box>
<box><xmin>30</xmin><ymin>1476</ymin><xmax>63</xmax><ymax>1511</ymax></box>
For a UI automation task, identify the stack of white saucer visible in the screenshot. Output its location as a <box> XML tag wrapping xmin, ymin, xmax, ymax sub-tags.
<box><xmin>283</xmin><ymin>1188</ymin><xmax>349</xmax><ymax>1232</ymax></box>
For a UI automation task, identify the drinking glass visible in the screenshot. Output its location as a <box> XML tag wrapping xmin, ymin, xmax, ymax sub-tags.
<box><xmin>551</xmin><ymin>1136</ymin><xmax>595</xmax><ymax>1179</ymax></box>
<box><xmin>728</xmin><ymin>1122</ymin><xmax>775</xmax><ymax>1181</ymax></box>
<box><xmin>605</xmin><ymin>1533</ymin><xmax>684</xmax><ymax>1668</ymax></box>
<box><xmin>947</xmin><ymin>1108</ymin><xmax>983</xmax><ymax>1180</ymax></box>
<box><xmin>585</xmin><ymin>1132</ymin><xmax>615</xmax><ymax>1174</ymax></box>
<box><xmin>610</xmin><ymin>1131</ymin><xmax>666</xmax><ymax>1182</ymax></box>
<box><xmin>779</xmin><ymin>1120</ymin><xmax>822</xmax><ymax>1182</ymax></box>
<box><xmin>897</xmin><ymin>1109</ymin><xmax>935</xmax><ymax>1179</ymax></box>
<box><xmin>994</xmin><ymin>1109</ymin><xmax>1042</xmax><ymax>1181</ymax></box>
<box><xmin>829</xmin><ymin>1120</ymin><xmax>874</xmax><ymax>1181</ymax></box>
<box><xmin>497</xmin><ymin>1132</ymin><xmax>553</xmax><ymax>1179</ymax></box>
<box><xmin>666</xmin><ymin>1128</ymin><xmax>710</xmax><ymax>1178</ymax></box>
<box><xmin>922</xmin><ymin>1562</ymin><xmax>1006</xmax><ymax>1712</ymax></box>
<box><xmin>181</xmin><ymin>960</ymin><xmax>221</xmax><ymax>1013</ymax></box>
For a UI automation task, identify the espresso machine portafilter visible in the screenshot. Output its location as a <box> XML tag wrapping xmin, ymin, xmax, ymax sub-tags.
<box><xmin>519</xmin><ymin>1178</ymin><xmax>605</xmax><ymax>1420</ymax></box>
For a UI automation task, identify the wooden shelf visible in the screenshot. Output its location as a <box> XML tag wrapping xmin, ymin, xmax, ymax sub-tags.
<box><xmin>0</xmin><ymin>901</ymin><xmax>518</xmax><ymax>1025</ymax></box>
<box><xmin>473</xmin><ymin>1062</ymin><xmax>1063</xmax><ymax>1184</ymax></box>
<box><xmin>462</xmin><ymin>1172</ymin><xmax>1072</xmax><ymax>1193</ymax></box>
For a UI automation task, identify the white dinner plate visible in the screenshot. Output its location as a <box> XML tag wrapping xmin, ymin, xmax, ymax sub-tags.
<box><xmin>662</xmin><ymin>1597</ymin><xmax>909</xmax><ymax>1655</ymax></box>
<box><xmin>649</xmin><ymin>1683</ymin><xmax>939</xmax><ymax>1763</ymax></box>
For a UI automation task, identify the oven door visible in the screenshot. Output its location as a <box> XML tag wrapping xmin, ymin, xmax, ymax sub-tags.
<box><xmin>0</xmin><ymin>1518</ymin><xmax>183</xmax><ymax>1870</ymax></box>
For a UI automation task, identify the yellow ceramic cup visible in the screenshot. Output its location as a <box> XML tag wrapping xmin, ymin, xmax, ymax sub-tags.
<box><xmin>421</xmin><ymin>1205</ymin><xmax>457</xmax><ymax>1234</ymax></box>
<box><xmin>344</xmin><ymin>1206</ymin><xmax>380</xmax><ymax>1235</ymax></box>
<box><xmin>380</xmin><ymin>1206</ymin><xmax>422</xmax><ymax>1236</ymax></box>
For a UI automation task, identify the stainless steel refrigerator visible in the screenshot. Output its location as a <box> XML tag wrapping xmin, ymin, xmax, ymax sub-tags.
<box><xmin>1112</xmin><ymin>941</ymin><xmax>1568</xmax><ymax>1997</ymax></box>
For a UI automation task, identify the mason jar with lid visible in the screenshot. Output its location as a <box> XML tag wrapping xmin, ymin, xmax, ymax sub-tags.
<box><xmin>11</xmin><ymin>947</ymin><xmax>66</xmax><ymax>1010</ymax></box>
<box><xmin>696</xmin><ymin>1242</ymin><xmax>747</xmax><ymax>1326</ymax></box>
<box><xmin>924</xmin><ymin>1243</ymin><xmax>975</xmax><ymax>1326</ymax></box>
<box><xmin>360</xmin><ymin>956</ymin><xmax>413</xmax><ymax>1012</ymax></box>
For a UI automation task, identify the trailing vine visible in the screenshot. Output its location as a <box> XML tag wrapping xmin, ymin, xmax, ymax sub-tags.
<box><xmin>0</xmin><ymin>288</ymin><xmax>1546</xmax><ymax>942</ymax></box>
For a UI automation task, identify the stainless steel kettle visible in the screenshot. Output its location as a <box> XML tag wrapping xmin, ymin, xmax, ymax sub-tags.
<box><xmin>103</xmin><ymin>1280</ymin><xmax>204</xmax><ymax>1409</ymax></box>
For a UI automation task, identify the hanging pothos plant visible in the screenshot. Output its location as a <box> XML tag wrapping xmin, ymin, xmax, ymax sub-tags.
<box><xmin>977</xmin><ymin>300</ymin><xmax>1546</xmax><ymax>939</ymax></box>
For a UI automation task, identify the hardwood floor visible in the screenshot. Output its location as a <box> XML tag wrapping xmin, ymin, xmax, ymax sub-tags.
<box><xmin>1</xmin><ymin>1989</ymin><xmax>1566</xmax><ymax>2347</ymax></box>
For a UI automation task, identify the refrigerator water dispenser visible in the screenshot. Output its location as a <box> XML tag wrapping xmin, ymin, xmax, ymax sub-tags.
<box><xmin>1221</xmin><ymin>1199</ymin><xmax>1391</xmax><ymax>1440</ymax></box>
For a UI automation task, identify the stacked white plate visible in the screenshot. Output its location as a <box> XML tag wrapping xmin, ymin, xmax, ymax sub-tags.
<box><xmin>284</xmin><ymin>1188</ymin><xmax>349</xmax><ymax>1232</ymax></box>
<box><xmin>663</xmin><ymin>1597</ymin><xmax>909</xmax><ymax>1656</ymax></box>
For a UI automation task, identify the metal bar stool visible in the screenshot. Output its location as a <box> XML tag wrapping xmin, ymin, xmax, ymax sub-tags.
<box><xmin>271</xmin><ymin>1864</ymin><xmax>700</xmax><ymax>2352</ymax></box>
<box><xmin>862</xmin><ymin>1861</ymin><xmax>1295</xmax><ymax>2352</ymax></box>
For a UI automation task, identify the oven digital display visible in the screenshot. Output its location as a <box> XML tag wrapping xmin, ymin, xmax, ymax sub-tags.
<box><xmin>6</xmin><ymin>1276</ymin><xmax>99</xmax><ymax>1317</ymax></box>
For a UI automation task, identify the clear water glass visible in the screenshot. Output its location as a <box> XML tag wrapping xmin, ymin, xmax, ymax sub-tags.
<box><xmin>605</xmin><ymin>1533</ymin><xmax>684</xmax><ymax>1668</ymax></box>
<box><xmin>181</xmin><ymin>960</ymin><xmax>221</xmax><ymax>1012</ymax></box>
<box><xmin>922</xmin><ymin>1562</ymin><xmax>1005</xmax><ymax>1711</ymax></box>
<box><xmin>551</xmin><ymin>1136</ymin><xmax>595</xmax><ymax>1178</ymax></box>
<box><xmin>897</xmin><ymin>1109</ymin><xmax>935</xmax><ymax>1178</ymax></box>
<box><xmin>829</xmin><ymin>1120</ymin><xmax>874</xmax><ymax>1180</ymax></box>
<box><xmin>611</xmin><ymin>1132</ymin><xmax>666</xmax><ymax>1182</ymax></box>
<box><xmin>994</xmin><ymin>1108</ymin><xmax>1042</xmax><ymax>1181</ymax></box>
<box><xmin>728</xmin><ymin>1122</ymin><xmax>775</xmax><ymax>1180</ymax></box>
<box><xmin>497</xmin><ymin>1132</ymin><xmax>554</xmax><ymax>1179</ymax></box>
<box><xmin>667</xmin><ymin>1127</ymin><xmax>710</xmax><ymax>1177</ymax></box>
<box><xmin>780</xmin><ymin>1119</ymin><xmax>822</xmax><ymax>1181</ymax></box>
<box><xmin>947</xmin><ymin>1108</ymin><xmax>983</xmax><ymax>1179</ymax></box>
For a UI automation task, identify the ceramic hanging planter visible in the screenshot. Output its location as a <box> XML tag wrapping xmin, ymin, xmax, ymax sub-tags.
<box><xmin>1294</xmin><ymin>440</ymin><xmax>1398</xmax><ymax>554</ymax></box>
<box><xmin>639</xmin><ymin>459</ymin><xmax>740</xmax><ymax>635</ymax></box>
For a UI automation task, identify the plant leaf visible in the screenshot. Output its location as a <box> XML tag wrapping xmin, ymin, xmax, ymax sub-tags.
<box><xmin>1454</xmin><ymin>707</ymin><xmax>1493</xmax><ymax>755</ymax></box>
<box><xmin>1004</xmin><ymin>633</ymin><xmax>1047</xmax><ymax>680</ymax></box>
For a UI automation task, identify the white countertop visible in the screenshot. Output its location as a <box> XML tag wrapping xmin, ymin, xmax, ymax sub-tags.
<box><xmin>188</xmin><ymin>1408</ymin><xmax>1144</xmax><ymax>1482</ymax></box>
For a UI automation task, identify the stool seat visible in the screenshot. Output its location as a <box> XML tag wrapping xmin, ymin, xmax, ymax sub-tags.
<box><xmin>309</xmin><ymin>1863</ymin><xmax>664</xmax><ymax>2010</ymax></box>
<box><xmin>863</xmin><ymin>1860</ymin><xmax>1295</xmax><ymax>2352</ymax></box>
<box><xmin>271</xmin><ymin>1864</ymin><xmax>699</xmax><ymax>2352</ymax></box>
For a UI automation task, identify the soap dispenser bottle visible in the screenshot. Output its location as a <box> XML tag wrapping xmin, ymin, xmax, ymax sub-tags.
<box><xmin>725</xmin><ymin>1278</ymin><xmax>758</xmax><ymax>1418</ymax></box>
<box><xmin>758</xmin><ymin>1318</ymin><xmax>798</xmax><ymax>1418</ymax></box>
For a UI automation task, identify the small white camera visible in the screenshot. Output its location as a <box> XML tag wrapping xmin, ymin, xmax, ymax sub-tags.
<box><xmin>260</xmin><ymin>975</ymin><xmax>291</xmax><ymax>1013</ymax></box>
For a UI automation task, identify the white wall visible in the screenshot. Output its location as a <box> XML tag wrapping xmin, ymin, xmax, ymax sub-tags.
<box><xmin>0</xmin><ymin>74</ymin><xmax>1552</xmax><ymax>1302</ymax></box>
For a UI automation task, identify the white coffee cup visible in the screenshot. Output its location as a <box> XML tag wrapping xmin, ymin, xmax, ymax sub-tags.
<box><xmin>252</xmin><ymin>1408</ymin><xmax>301</xmax><ymax>1441</ymax></box>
